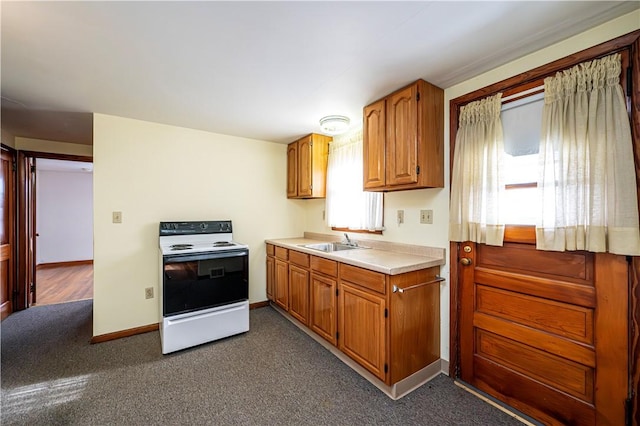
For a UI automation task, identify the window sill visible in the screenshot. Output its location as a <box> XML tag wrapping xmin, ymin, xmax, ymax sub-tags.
<box><xmin>331</xmin><ymin>227</ymin><xmax>383</xmax><ymax>235</ymax></box>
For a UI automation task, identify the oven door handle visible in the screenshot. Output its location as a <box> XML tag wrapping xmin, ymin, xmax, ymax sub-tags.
<box><xmin>166</xmin><ymin>303</ymin><xmax>247</xmax><ymax>325</ymax></box>
<box><xmin>164</xmin><ymin>249</ymin><xmax>248</xmax><ymax>263</ymax></box>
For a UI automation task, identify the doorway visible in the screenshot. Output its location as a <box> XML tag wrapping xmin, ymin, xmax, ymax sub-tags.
<box><xmin>1</xmin><ymin>147</ymin><xmax>16</xmax><ymax>320</ymax></box>
<box><xmin>34</xmin><ymin>158</ymin><xmax>93</xmax><ymax>306</ymax></box>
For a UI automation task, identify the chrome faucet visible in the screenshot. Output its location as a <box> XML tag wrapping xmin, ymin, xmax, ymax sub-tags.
<box><xmin>343</xmin><ymin>233</ymin><xmax>357</xmax><ymax>247</ymax></box>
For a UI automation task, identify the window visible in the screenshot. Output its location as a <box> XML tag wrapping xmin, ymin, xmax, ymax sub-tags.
<box><xmin>325</xmin><ymin>129</ymin><xmax>384</xmax><ymax>232</ymax></box>
<box><xmin>500</xmin><ymin>92</ymin><xmax>544</xmax><ymax>225</ymax></box>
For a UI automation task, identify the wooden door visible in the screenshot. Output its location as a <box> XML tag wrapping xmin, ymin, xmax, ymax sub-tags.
<box><xmin>288</xmin><ymin>264</ymin><xmax>309</xmax><ymax>325</ymax></box>
<box><xmin>1</xmin><ymin>149</ymin><xmax>16</xmax><ymax>320</ymax></box>
<box><xmin>274</xmin><ymin>259</ymin><xmax>289</xmax><ymax>311</ymax></box>
<box><xmin>297</xmin><ymin>135</ymin><xmax>313</xmax><ymax>198</ymax></box>
<box><xmin>386</xmin><ymin>83</ymin><xmax>418</xmax><ymax>187</ymax></box>
<box><xmin>266</xmin><ymin>255</ymin><xmax>274</xmax><ymax>302</ymax></box>
<box><xmin>458</xmin><ymin>240</ymin><xmax>628</xmax><ymax>425</ymax></box>
<box><xmin>363</xmin><ymin>99</ymin><xmax>386</xmax><ymax>189</ymax></box>
<box><xmin>338</xmin><ymin>281</ymin><xmax>387</xmax><ymax>381</ymax></box>
<box><xmin>310</xmin><ymin>272</ymin><xmax>337</xmax><ymax>345</ymax></box>
<box><xmin>16</xmin><ymin>153</ymin><xmax>36</xmax><ymax>308</ymax></box>
<box><xmin>286</xmin><ymin>141</ymin><xmax>298</xmax><ymax>198</ymax></box>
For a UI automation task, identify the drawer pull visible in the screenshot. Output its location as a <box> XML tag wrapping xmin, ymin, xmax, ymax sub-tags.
<box><xmin>392</xmin><ymin>276</ymin><xmax>445</xmax><ymax>293</ymax></box>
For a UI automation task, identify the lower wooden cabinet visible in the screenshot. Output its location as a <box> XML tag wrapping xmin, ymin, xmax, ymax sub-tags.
<box><xmin>266</xmin><ymin>255</ymin><xmax>275</xmax><ymax>302</ymax></box>
<box><xmin>274</xmin><ymin>259</ymin><xmax>289</xmax><ymax>310</ymax></box>
<box><xmin>310</xmin><ymin>272</ymin><xmax>337</xmax><ymax>345</ymax></box>
<box><xmin>338</xmin><ymin>281</ymin><xmax>387</xmax><ymax>381</ymax></box>
<box><xmin>289</xmin><ymin>264</ymin><xmax>310</xmax><ymax>325</ymax></box>
<box><xmin>266</xmin><ymin>243</ymin><xmax>440</xmax><ymax>387</ymax></box>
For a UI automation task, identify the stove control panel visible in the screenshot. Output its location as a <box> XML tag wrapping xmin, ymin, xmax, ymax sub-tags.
<box><xmin>159</xmin><ymin>220</ymin><xmax>233</xmax><ymax>235</ymax></box>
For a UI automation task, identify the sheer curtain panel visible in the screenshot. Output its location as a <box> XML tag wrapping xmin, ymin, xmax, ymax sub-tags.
<box><xmin>449</xmin><ymin>93</ymin><xmax>505</xmax><ymax>245</ymax></box>
<box><xmin>537</xmin><ymin>53</ymin><xmax>640</xmax><ymax>255</ymax></box>
<box><xmin>326</xmin><ymin>129</ymin><xmax>383</xmax><ymax>231</ymax></box>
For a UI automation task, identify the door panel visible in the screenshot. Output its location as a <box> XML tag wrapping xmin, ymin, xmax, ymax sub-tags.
<box><xmin>1</xmin><ymin>149</ymin><xmax>15</xmax><ymax>319</ymax></box>
<box><xmin>363</xmin><ymin>99</ymin><xmax>386</xmax><ymax>189</ymax></box>
<box><xmin>297</xmin><ymin>135</ymin><xmax>312</xmax><ymax>197</ymax></box>
<box><xmin>386</xmin><ymin>85</ymin><xmax>418</xmax><ymax>186</ymax></box>
<box><xmin>288</xmin><ymin>264</ymin><xmax>309</xmax><ymax>325</ymax></box>
<box><xmin>338</xmin><ymin>281</ymin><xmax>386</xmax><ymax>381</ymax></box>
<box><xmin>310</xmin><ymin>272</ymin><xmax>337</xmax><ymax>345</ymax></box>
<box><xmin>458</xmin><ymin>240</ymin><xmax>628</xmax><ymax>425</ymax></box>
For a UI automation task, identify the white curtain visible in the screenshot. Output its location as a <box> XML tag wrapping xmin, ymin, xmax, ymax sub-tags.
<box><xmin>449</xmin><ymin>93</ymin><xmax>505</xmax><ymax>245</ymax></box>
<box><xmin>326</xmin><ymin>129</ymin><xmax>383</xmax><ymax>231</ymax></box>
<box><xmin>537</xmin><ymin>53</ymin><xmax>640</xmax><ymax>255</ymax></box>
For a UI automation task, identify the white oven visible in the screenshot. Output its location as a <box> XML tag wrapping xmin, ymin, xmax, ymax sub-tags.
<box><xmin>158</xmin><ymin>221</ymin><xmax>249</xmax><ymax>354</ymax></box>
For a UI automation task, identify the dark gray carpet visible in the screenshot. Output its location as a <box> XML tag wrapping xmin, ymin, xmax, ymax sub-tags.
<box><xmin>1</xmin><ymin>301</ymin><xmax>522</xmax><ymax>425</ymax></box>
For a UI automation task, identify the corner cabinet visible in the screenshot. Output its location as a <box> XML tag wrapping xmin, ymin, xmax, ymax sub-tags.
<box><xmin>287</xmin><ymin>133</ymin><xmax>332</xmax><ymax>199</ymax></box>
<box><xmin>363</xmin><ymin>79</ymin><xmax>444</xmax><ymax>191</ymax></box>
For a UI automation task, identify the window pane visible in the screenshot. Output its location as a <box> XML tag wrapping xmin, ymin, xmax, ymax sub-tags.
<box><xmin>500</xmin><ymin>92</ymin><xmax>544</xmax><ymax>224</ymax></box>
<box><xmin>501</xmin><ymin>92</ymin><xmax>543</xmax><ymax>157</ymax></box>
<box><xmin>502</xmin><ymin>187</ymin><xmax>538</xmax><ymax>225</ymax></box>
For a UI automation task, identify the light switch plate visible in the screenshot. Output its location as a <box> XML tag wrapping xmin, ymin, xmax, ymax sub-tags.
<box><xmin>397</xmin><ymin>210</ymin><xmax>404</xmax><ymax>224</ymax></box>
<box><xmin>420</xmin><ymin>209</ymin><xmax>433</xmax><ymax>224</ymax></box>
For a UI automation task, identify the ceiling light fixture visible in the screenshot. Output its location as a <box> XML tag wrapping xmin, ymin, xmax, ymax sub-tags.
<box><xmin>319</xmin><ymin>115</ymin><xmax>350</xmax><ymax>135</ymax></box>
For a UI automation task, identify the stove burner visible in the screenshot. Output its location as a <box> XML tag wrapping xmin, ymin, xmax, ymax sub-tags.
<box><xmin>170</xmin><ymin>244</ymin><xmax>194</xmax><ymax>251</ymax></box>
<box><xmin>213</xmin><ymin>242</ymin><xmax>236</xmax><ymax>247</ymax></box>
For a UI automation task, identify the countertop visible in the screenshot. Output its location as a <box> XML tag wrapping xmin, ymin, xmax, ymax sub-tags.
<box><xmin>265</xmin><ymin>234</ymin><xmax>445</xmax><ymax>275</ymax></box>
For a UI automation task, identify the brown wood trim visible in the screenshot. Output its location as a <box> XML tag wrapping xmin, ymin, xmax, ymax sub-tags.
<box><xmin>594</xmin><ymin>253</ymin><xmax>628</xmax><ymax>425</ymax></box>
<box><xmin>631</xmin><ymin>34</ymin><xmax>640</xmax><ymax>426</ymax></box>
<box><xmin>451</xmin><ymin>30</ymin><xmax>640</xmax><ymax>107</ymax></box>
<box><xmin>331</xmin><ymin>227</ymin><xmax>383</xmax><ymax>235</ymax></box>
<box><xmin>448</xmin><ymin>241</ymin><xmax>459</xmax><ymax>376</ymax></box>
<box><xmin>0</xmin><ymin>303</ymin><xmax>10</xmax><ymax>321</ymax></box>
<box><xmin>91</xmin><ymin>301</ymin><xmax>268</xmax><ymax>343</ymax></box>
<box><xmin>504</xmin><ymin>226</ymin><xmax>536</xmax><ymax>244</ymax></box>
<box><xmin>20</xmin><ymin>150</ymin><xmax>92</xmax><ymax>162</ymax></box>
<box><xmin>250</xmin><ymin>301</ymin><xmax>270</xmax><ymax>309</ymax></box>
<box><xmin>505</xmin><ymin>182</ymin><xmax>537</xmax><ymax>190</ymax></box>
<box><xmin>91</xmin><ymin>323</ymin><xmax>159</xmax><ymax>344</ymax></box>
<box><xmin>449</xmin><ymin>30</ymin><xmax>640</xmax><ymax>383</ymax></box>
<box><xmin>36</xmin><ymin>259</ymin><xmax>93</xmax><ymax>269</ymax></box>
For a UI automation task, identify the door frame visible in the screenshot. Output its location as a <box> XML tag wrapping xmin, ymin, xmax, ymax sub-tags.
<box><xmin>15</xmin><ymin>150</ymin><xmax>92</xmax><ymax>310</ymax></box>
<box><xmin>1</xmin><ymin>145</ymin><xmax>17</xmax><ymax>320</ymax></box>
<box><xmin>448</xmin><ymin>30</ymin><xmax>640</xmax><ymax>422</ymax></box>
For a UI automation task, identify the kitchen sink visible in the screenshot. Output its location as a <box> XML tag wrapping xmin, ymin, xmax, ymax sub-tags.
<box><xmin>300</xmin><ymin>242</ymin><xmax>367</xmax><ymax>252</ymax></box>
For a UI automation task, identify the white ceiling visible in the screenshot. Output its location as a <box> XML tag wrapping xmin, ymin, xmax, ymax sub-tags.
<box><xmin>2</xmin><ymin>1</ymin><xmax>638</xmax><ymax>145</ymax></box>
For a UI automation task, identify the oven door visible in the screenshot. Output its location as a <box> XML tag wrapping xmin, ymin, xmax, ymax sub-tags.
<box><xmin>162</xmin><ymin>249</ymin><xmax>249</xmax><ymax>317</ymax></box>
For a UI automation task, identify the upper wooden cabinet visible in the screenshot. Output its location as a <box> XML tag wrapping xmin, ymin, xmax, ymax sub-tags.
<box><xmin>363</xmin><ymin>79</ymin><xmax>444</xmax><ymax>191</ymax></box>
<box><xmin>287</xmin><ymin>133</ymin><xmax>332</xmax><ymax>199</ymax></box>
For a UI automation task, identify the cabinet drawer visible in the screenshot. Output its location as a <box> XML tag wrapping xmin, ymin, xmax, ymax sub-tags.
<box><xmin>311</xmin><ymin>256</ymin><xmax>338</xmax><ymax>277</ymax></box>
<box><xmin>340</xmin><ymin>264</ymin><xmax>386</xmax><ymax>295</ymax></box>
<box><xmin>289</xmin><ymin>250</ymin><xmax>310</xmax><ymax>268</ymax></box>
<box><xmin>275</xmin><ymin>246</ymin><xmax>288</xmax><ymax>260</ymax></box>
<box><xmin>266</xmin><ymin>244</ymin><xmax>275</xmax><ymax>256</ymax></box>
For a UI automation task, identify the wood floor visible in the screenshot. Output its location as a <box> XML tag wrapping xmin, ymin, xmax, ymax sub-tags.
<box><xmin>35</xmin><ymin>262</ymin><xmax>93</xmax><ymax>306</ymax></box>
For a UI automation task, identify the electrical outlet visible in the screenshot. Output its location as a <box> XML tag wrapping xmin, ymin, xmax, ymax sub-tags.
<box><xmin>112</xmin><ymin>211</ymin><xmax>122</xmax><ymax>224</ymax></box>
<box><xmin>397</xmin><ymin>210</ymin><xmax>404</xmax><ymax>224</ymax></box>
<box><xmin>322</xmin><ymin>210</ymin><xmax>325</xmax><ymax>220</ymax></box>
<box><xmin>420</xmin><ymin>209</ymin><xmax>433</xmax><ymax>224</ymax></box>
<box><xmin>145</xmin><ymin>287</ymin><xmax>154</xmax><ymax>299</ymax></box>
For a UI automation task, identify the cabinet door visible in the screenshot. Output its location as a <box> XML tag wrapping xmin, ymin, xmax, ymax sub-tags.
<box><xmin>386</xmin><ymin>83</ymin><xmax>418</xmax><ymax>186</ymax></box>
<box><xmin>363</xmin><ymin>99</ymin><xmax>386</xmax><ymax>189</ymax></box>
<box><xmin>297</xmin><ymin>135</ymin><xmax>313</xmax><ymax>197</ymax></box>
<box><xmin>339</xmin><ymin>281</ymin><xmax>387</xmax><ymax>381</ymax></box>
<box><xmin>289</xmin><ymin>264</ymin><xmax>309</xmax><ymax>325</ymax></box>
<box><xmin>287</xmin><ymin>141</ymin><xmax>298</xmax><ymax>198</ymax></box>
<box><xmin>310</xmin><ymin>273</ymin><xmax>337</xmax><ymax>345</ymax></box>
<box><xmin>266</xmin><ymin>256</ymin><xmax>275</xmax><ymax>302</ymax></box>
<box><xmin>274</xmin><ymin>259</ymin><xmax>289</xmax><ymax>310</ymax></box>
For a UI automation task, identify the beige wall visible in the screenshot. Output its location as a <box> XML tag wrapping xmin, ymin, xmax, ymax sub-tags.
<box><xmin>303</xmin><ymin>10</ymin><xmax>640</xmax><ymax>362</ymax></box>
<box><xmin>14</xmin><ymin>137</ymin><xmax>93</xmax><ymax>156</ymax></box>
<box><xmin>1</xmin><ymin>128</ymin><xmax>16</xmax><ymax>148</ymax></box>
<box><xmin>92</xmin><ymin>114</ymin><xmax>305</xmax><ymax>336</ymax></box>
